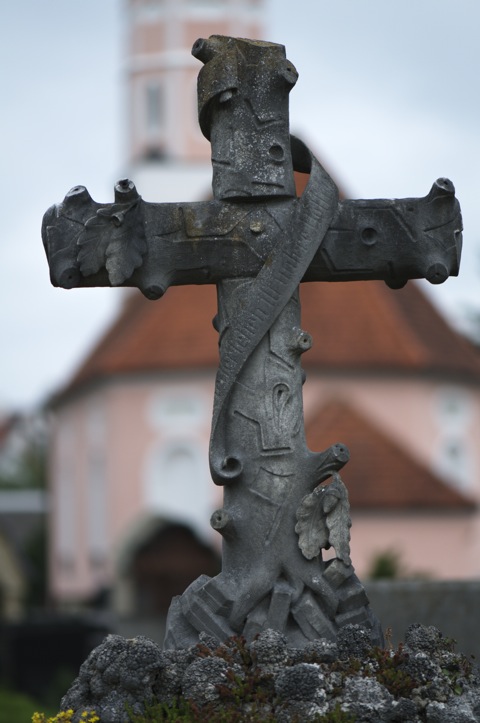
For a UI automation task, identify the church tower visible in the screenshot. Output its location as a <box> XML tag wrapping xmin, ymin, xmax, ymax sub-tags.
<box><xmin>125</xmin><ymin>0</ymin><xmax>265</xmax><ymax>201</ymax></box>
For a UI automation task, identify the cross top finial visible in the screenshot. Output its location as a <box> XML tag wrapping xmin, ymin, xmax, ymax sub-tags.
<box><xmin>194</xmin><ymin>35</ymin><xmax>298</xmax><ymax>200</ymax></box>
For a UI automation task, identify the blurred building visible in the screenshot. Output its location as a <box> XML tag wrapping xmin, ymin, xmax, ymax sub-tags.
<box><xmin>47</xmin><ymin>0</ymin><xmax>480</xmax><ymax>614</ymax></box>
<box><xmin>0</xmin><ymin>413</ymin><xmax>48</xmax><ymax>618</ymax></box>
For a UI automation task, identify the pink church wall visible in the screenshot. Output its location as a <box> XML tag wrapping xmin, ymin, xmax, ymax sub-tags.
<box><xmin>350</xmin><ymin>512</ymin><xmax>479</xmax><ymax>580</ymax></box>
<box><xmin>49</xmin><ymin>374</ymin><xmax>219</xmax><ymax>604</ymax></box>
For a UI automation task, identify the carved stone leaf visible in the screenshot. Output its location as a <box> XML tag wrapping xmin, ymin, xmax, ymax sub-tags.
<box><xmin>105</xmin><ymin>232</ymin><xmax>147</xmax><ymax>286</ymax></box>
<box><xmin>295</xmin><ymin>486</ymin><xmax>330</xmax><ymax>560</ymax></box>
<box><xmin>295</xmin><ymin>474</ymin><xmax>352</xmax><ymax>564</ymax></box>
<box><xmin>325</xmin><ymin>476</ymin><xmax>352</xmax><ymax>566</ymax></box>
<box><xmin>76</xmin><ymin>200</ymin><xmax>146</xmax><ymax>284</ymax></box>
<box><xmin>76</xmin><ymin>220</ymin><xmax>110</xmax><ymax>277</ymax></box>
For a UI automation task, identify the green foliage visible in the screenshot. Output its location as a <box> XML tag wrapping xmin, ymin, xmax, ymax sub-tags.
<box><xmin>126</xmin><ymin>699</ymin><xmax>191</xmax><ymax>722</ymax></box>
<box><xmin>369</xmin><ymin>644</ymin><xmax>417</xmax><ymax>698</ymax></box>
<box><xmin>125</xmin><ymin>698</ymin><xmax>358</xmax><ymax>722</ymax></box>
<box><xmin>24</xmin><ymin>522</ymin><xmax>49</xmax><ymax>608</ymax></box>
<box><xmin>0</xmin><ymin>436</ymin><xmax>47</xmax><ymax>490</ymax></box>
<box><xmin>0</xmin><ymin>687</ymin><xmax>55</xmax><ymax>723</ymax></box>
<box><xmin>368</xmin><ymin>549</ymin><xmax>402</xmax><ymax>579</ymax></box>
<box><xmin>0</xmin><ymin>418</ymin><xmax>49</xmax><ymax>609</ymax></box>
<box><xmin>43</xmin><ymin>667</ymin><xmax>78</xmax><ymax>714</ymax></box>
<box><xmin>127</xmin><ymin>698</ymin><xmax>276</xmax><ymax>722</ymax></box>
<box><xmin>317</xmin><ymin>704</ymin><xmax>355</xmax><ymax>723</ymax></box>
<box><xmin>169</xmin><ymin>636</ymin><xmax>278</xmax><ymax>721</ymax></box>
<box><xmin>440</xmin><ymin>643</ymin><xmax>475</xmax><ymax>696</ymax></box>
<box><xmin>329</xmin><ymin>641</ymin><xmax>418</xmax><ymax>700</ymax></box>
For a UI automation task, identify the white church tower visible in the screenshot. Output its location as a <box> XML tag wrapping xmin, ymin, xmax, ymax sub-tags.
<box><xmin>125</xmin><ymin>0</ymin><xmax>265</xmax><ymax>201</ymax></box>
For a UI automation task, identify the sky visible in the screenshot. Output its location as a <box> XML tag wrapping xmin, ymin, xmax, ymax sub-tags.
<box><xmin>1</xmin><ymin>0</ymin><xmax>479</xmax><ymax>412</ymax></box>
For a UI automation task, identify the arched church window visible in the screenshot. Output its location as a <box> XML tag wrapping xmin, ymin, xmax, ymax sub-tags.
<box><xmin>144</xmin><ymin>442</ymin><xmax>209</xmax><ymax>532</ymax></box>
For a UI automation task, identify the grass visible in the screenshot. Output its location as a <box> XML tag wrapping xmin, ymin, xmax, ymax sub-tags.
<box><xmin>0</xmin><ymin>687</ymin><xmax>56</xmax><ymax>723</ymax></box>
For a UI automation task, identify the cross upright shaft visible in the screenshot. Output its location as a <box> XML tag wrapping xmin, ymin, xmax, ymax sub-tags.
<box><xmin>42</xmin><ymin>35</ymin><xmax>462</xmax><ymax>649</ymax></box>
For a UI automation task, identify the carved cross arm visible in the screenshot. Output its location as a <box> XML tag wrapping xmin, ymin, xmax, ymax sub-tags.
<box><xmin>42</xmin><ymin>175</ymin><xmax>461</xmax><ymax>299</ymax></box>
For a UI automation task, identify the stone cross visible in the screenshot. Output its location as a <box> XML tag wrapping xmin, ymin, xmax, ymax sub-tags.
<box><xmin>42</xmin><ymin>36</ymin><xmax>462</xmax><ymax>650</ymax></box>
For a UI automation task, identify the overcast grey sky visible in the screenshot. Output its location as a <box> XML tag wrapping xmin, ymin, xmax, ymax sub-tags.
<box><xmin>1</xmin><ymin>0</ymin><xmax>479</xmax><ymax>411</ymax></box>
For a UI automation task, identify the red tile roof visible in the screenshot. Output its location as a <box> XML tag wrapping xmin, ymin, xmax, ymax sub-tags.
<box><xmin>306</xmin><ymin>399</ymin><xmax>475</xmax><ymax>510</ymax></box>
<box><xmin>300</xmin><ymin>280</ymin><xmax>480</xmax><ymax>375</ymax></box>
<box><xmin>62</xmin><ymin>285</ymin><xmax>219</xmax><ymax>395</ymax></box>
<box><xmin>59</xmin><ymin>277</ymin><xmax>480</xmax><ymax>401</ymax></box>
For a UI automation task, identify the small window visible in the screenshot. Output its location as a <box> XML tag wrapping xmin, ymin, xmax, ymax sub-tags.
<box><xmin>436</xmin><ymin>437</ymin><xmax>471</xmax><ymax>490</ymax></box>
<box><xmin>148</xmin><ymin>390</ymin><xmax>206</xmax><ymax>431</ymax></box>
<box><xmin>145</xmin><ymin>82</ymin><xmax>164</xmax><ymax>133</ymax></box>
<box><xmin>134</xmin><ymin>0</ymin><xmax>164</xmax><ymax>22</ymax></box>
<box><xmin>435</xmin><ymin>387</ymin><xmax>471</xmax><ymax>432</ymax></box>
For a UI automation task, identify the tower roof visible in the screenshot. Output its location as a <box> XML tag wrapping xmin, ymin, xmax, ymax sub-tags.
<box><xmin>54</xmin><ymin>279</ymin><xmax>480</xmax><ymax>403</ymax></box>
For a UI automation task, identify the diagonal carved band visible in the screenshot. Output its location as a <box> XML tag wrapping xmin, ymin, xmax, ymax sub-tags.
<box><xmin>209</xmin><ymin>138</ymin><xmax>339</xmax><ymax>484</ymax></box>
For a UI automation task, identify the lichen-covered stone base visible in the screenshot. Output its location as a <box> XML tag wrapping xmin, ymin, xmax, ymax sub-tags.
<box><xmin>59</xmin><ymin>623</ymin><xmax>480</xmax><ymax>722</ymax></box>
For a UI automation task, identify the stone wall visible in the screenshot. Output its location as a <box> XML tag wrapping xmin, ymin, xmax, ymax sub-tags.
<box><xmin>112</xmin><ymin>580</ymin><xmax>480</xmax><ymax>662</ymax></box>
<box><xmin>366</xmin><ymin>580</ymin><xmax>480</xmax><ymax>660</ymax></box>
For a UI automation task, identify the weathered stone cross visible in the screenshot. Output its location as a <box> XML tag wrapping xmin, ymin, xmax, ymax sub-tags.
<box><xmin>43</xmin><ymin>36</ymin><xmax>462</xmax><ymax>650</ymax></box>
